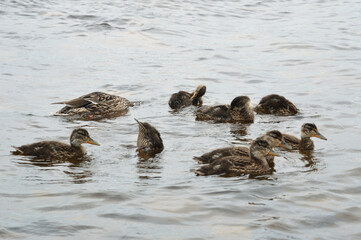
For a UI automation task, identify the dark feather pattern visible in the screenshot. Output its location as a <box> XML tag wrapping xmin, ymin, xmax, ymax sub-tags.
<box><xmin>168</xmin><ymin>85</ymin><xmax>206</xmax><ymax>109</ymax></box>
<box><xmin>254</xmin><ymin>94</ymin><xmax>298</xmax><ymax>116</ymax></box>
<box><xmin>11</xmin><ymin>128</ymin><xmax>99</xmax><ymax>160</ymax></box>
<box><xmin>135</xmin><ymin>119</ymin><xmax>164</xmax><ymax>156</ymax></box>
<box><xmin>53</xmin><ymin>92</ymin><xmax>132</xmax><ymax>120</ymax></box>
<box><xmin>195</xmin><ymin>139</ymin><xmax>274</xmax><ymax>176</ymax></box>
<box><xmin>196</xmin><ymin>96</ymin><xmax>254</xmax><ymax>123</ymax></box>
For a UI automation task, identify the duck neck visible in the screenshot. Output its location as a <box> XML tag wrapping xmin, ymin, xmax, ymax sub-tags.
<box><xmin>250</xmin><ymin>151</ymin><xmax>269</xmax><ymax>169</ymax></box>
<box><xmin>230</xmin><ymin>106</ymin><xmax>254</xmax><ymax>122</ymax></box>
<box><xmin>300</xmin><ymin>137</ymin><xmax>314</xmax><ymax>150</ymax></box>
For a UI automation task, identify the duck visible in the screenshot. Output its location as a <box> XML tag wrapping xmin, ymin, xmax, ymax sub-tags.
<box><xmin>11</xmin><ymin>128</ymin><xmax>100</xmax><ymax>160</ymax></box>
<box><xmin>135</xmin><ymin>119</ymin><xmax>164</xmax><ymax>156</ymax></box>
<box><xmin>254</xmin><ymin>94</ymin><xmax>298</xmax><ymax>116</ymax></box>
<box><xmin>283</xmin><ymin>123</ymin><xmax>327</xmax><ymax>151</ymax></box>
<box><xmin>194</xmin><ymin>130</ymin><xmax>291</xmax><ymax>169</ymax></box>
<box><xmin>168</xmin><ymin>85</ymin><xmax>207</xmax><ymax>110</ymax></box>
<box><xmin>53</xmin><ymin>92</ymin><xmax>132</xmax><ymax>119</ymax></box>
<box><xmin>196</xmin><ymin>96</ymin><xmax>254</xmax><ymax>123</ymax></box>
<box><xmin>195</xmin><ymin>139</ymin><xmax>278</xmax><ymax>176</ymax></box>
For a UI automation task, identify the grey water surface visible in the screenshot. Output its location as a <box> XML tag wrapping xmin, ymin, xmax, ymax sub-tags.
<box><xmin>1</xmin><ymin>0</ymin><xmax>360</xmax><ymax>239</ymax></box>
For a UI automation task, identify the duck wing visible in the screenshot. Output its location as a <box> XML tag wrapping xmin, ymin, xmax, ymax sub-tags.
<box><xmin>193</xmin><ymin>146</ymin><xmax>249</xmax><ymax>164</ymax></box>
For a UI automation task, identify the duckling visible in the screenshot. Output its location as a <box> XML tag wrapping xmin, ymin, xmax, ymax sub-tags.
<box><xmin>195</xmin><ymin>139</ymin><xmax>278</xmax><ymax>176</ymax></box>
<box><xmin>135</xmin><ymin>119</ymin><xmax>164</xmax><ymax>156</ymax></box>
<box><xmin>53</xmin><ymin>92</ymin><xmax>132</xmax><ymax>119</ymax></box>
<box><xmin>283</xmin><ymin>123</ymin><xmax>327</xmax><ymax>151</ymax></box>
<box><xmin>169</xmin><ymin>85</ymin><xmax>207</xmax><ymax>109</ymax></box>
<box><xmin>254</xmin><ymin>94</ymin><xmax>298</xmax><ymax>116</ymax></box>
<box><xmin>196</xmin><ymin>96</ymin><xmax>254</xmax><ymax>123</ymax></box>
<box><xmin>11</xmin><ymin>128</ymin><xmax>100</xmax><ymax>160</ymax></box>
<box><xmin>194</xmin><ymin>130</ymin><xmax>291</xmax><ymax>169</ymax></box>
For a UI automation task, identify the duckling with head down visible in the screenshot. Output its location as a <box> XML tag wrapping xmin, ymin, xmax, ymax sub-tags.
<box><xmin>11</xmin><ymin>128</ymin><xmax>100</xmax><ymax>160</ymax></box>
<box><xmin>195</xmin><ymin>139</ymin><xmax>278</xmax><ymax>176</ymax></box>
<box><xmin>194</xmin><ymin>130</ymin><xmax>291</xmax><ymax>169</ymax></box>
<box><xmin>283</xmin><ymin>123</ymin><xmax>327</xmax><ymax>151</ymax></box>
<box><xmin>168</xmin><ymin>85</ymin><xmax>207</xmax><ymax>110</ymax></box>
<box><xmin>196</xmin><ymin>96</ymin><xmax>254</xmax><ymax>123</ymax></box>
<box><xmin>53</xmin><ymin>92</ymin><xmax>132</xmax><ymax>119</ymax></box>
<box><xmin>254</xmin><ymin>94</ymin><xmax>298</xmax><ymax>116</ymax></box>
<box><xmin>135</xmin><ymin>119</ymin><xmax>164</xmax><ymax>156</ymax></box>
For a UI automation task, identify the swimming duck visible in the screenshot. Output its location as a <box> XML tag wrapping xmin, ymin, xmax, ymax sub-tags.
<box><xmin>135</xmin><ymin>119</ymin><xmax>164</xmax><ymax>156</ymax></box>
<box><xmin>195</xmin><ymin>139</ymin><xmax>278</xmax><ymax>176</ymax></box>
<box><xmin>168</xmin><ymin>85</ymin><xmax>207</xmax><ymax>109</ymax></box>
<box><xmin>53</xmin><ymin>92</ymin><xmax>132</xmax><ymax>119</ymax></box>
<box><xmin>11</xmin><ymin>128</ymin><xmax>100</xmax><ymax>160</ymax></box>
<box><xmin>254</xmin><ymin>94</ymin><xmax>298</xmax><ymax>116</ymax></box>
<box><xmin>283</xmin><ymin>123</ymin><xmax>327</xmax><ymax>151</ymax></box>
<box><xmin>196</xmin><ymin>96</ymin><xmax>254</xmax><ymax>123</ymax></box>
<box><xmin>194</xmin><ymin>130</ymin><xmax>291</xmax><ymax>169</ymax></box>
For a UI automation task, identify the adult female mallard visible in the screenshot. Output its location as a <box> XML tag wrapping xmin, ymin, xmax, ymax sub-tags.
<box><xmin>254</xmin><ymin>94</ymin><xmax>298</xmax><ymax>116</ymax></box>
<box><xmin>135</xmin><ymin>119</ymin><xmax>164</xmax><ymax>156</ymax></box>
<box><xmin>195</xmin><ymin>139</ymin><xmax>278</xmax><ymax>176</ymax></box>
<box><xmin>168</xmin><ymin>85</ymin><xmax>207</xmax><ymax>109</ymax></box>
<box><xmin>196</xmin><ymin>96</ymin><xmax>254</xmax><ymax>123</ymax></box>
<box><xmin>53</xmin><ymin>92</ymin><xmax>132</xmax><ymax>120</ymax></box>
<box><xmin>11</xmin><ymin>128</ymin><xmax>100</xmax><ymax>160</ymax></box>
<box><xmin>283</xmin><ymin>123</ymin><xmax>327</xmax><ymax>151</ymax></box>
<box><xmin>194</xmin><ymin>130</ymin><xmax>291</xmax><ymax>169</ymax></box>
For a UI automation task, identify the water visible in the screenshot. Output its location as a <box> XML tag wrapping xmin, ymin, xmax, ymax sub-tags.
<box><xmin>1</xmin><ymin>0</ymin><xmax>361</xmax><ymax>239</ymax></box>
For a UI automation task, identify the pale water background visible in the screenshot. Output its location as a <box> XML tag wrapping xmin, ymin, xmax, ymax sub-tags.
<box><xmin>1</xmin><ymin>0</ymin><xmax>361</xmax><ymax>239</ymax></box>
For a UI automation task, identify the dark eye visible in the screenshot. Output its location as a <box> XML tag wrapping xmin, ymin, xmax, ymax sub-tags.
<box><xmin>106</xmin><ymin>96</ymin><xmax>111</xmax><ymax>100</ymax></box>
<box><xmin>99</xmin><ymin>96</ymin><xmax>105</xmax><ymax>101</ymax></box>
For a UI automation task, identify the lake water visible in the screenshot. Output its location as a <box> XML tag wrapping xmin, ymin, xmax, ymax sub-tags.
<box><xmin>1</xmin><ymin>0</ymin><xmax>360</xmax><ymax>239</ymax></box>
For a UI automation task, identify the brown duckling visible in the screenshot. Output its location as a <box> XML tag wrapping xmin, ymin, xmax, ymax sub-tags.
<box><xmin>135</xmin><ymin>119</ymin><xmax>164</xmax><ymax>156</ymax></box>
<box><xmin>11</xmin><ymin>128</ymin><xmax>100</xmax><ymax>160</ymax></box>
<box><xmin>53</xmin><ymin>92</ymin><xmax>132</xmax><ymax>119</ymax></box>
<box><xmin>195</xmin><ymin>139</ymin><xmax>278</xmax><ymax>176</ymax></box>
<box><xmin>168</xmin><ymin>85</ymin><xmax>207</xmax><ymax>110</ymax></box>
<box><xmin>194</xmin><ymin>130</ymin><xmax>291</xmax><ymax>169</ymax></box>
<box><xmin>283</xmin><ymin>123</ymin><xmax>327</xmax><ymax>151</ymax></box>
<box><xmin>196</xmin><ymin>96</ymin><xmax>254</xmax><ymax>123</ymax></box>
<box><xmin>254</xmin><ymin>94</ymin><xmax>298</xmax><ymax>116</ymax></box>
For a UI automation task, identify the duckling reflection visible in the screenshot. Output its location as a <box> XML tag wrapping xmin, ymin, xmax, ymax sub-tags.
<box><xmin>168</xmin><ymin>85</ymin><xmax>206</xmax><ymax>110</ymax></box>
<box><xmin>11</xmin><ymin>128</ymin><xmax>100</xmax><ymax>161</ymax></box>
<box><xmin>283</xmin><ymin>123</ymin><xmax>327</xmax><ymax>151</ymax></box>
<box><xmin>195</xmin><ymin>139</ymin><xmax>278</xmax><ymax>177</ymax></box>
<box><xmin>15</xmin><ymin>156</ymin><xmax>94</xmax><ymax>184</ymax></box>
<box><xmin>53</xmin><ymin>92</ymin><xmax>133</xmax><ymax>120</ymax></box>
<box><xmin>254</xmin><ymin>94</ymin><xmax>298</xmax><ymax>116</ymax></box>
<box><xmin>135</xmin><ymin>119</ymin><xmax>164</xmax><ymax>158</ymax></box>
<box><xmin>196</xmin><ymin>96</ymin><xmax>254</xmax><ymax>123</ymax></box>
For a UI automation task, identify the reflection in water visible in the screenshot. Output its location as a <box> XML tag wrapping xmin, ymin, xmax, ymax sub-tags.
<box><xmin>229</xmin><ymin>123</ymin><xmax>250</xmax><ymax>138</ymax></box>
<box><xmin>299</xmin><ymin>151</ymin><xmax>319</xmax><ymax>169</ymax></box>
<box><xmin>136</xmin><ymin>156</ymin><xmax>163</xmax><ymax>180</ymax></box>
<box><xmin>15</xmin><ymin>156</ymin><xmax>93</xmax><ymax>184</ymax></box>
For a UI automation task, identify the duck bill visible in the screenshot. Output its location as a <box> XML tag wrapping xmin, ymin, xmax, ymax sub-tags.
<box><xmin>87</xmin><ymin>138</ymin><xmax>100</xmax><ymax>146</ymax></box>
<box><xmin>267</xmin><ymin>149</ymin><xmax>280</xmax><ymax>157</ymax></box>
<box><xmin>314</xmin><ymin>132</ymin><xmax>327</xmax><ymax>140</ymax></box>
<box><xmin>279</xmin><ymin>140</ymin><xmax>292</xmax><ymax>150</ymax></box>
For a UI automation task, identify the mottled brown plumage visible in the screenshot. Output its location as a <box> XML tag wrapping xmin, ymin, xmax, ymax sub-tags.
<box><xmin>135</xmin><ymin>119</ymin><xmax>164</xmax><ymax>156</ymax></box>
<box><xmin>11</xmin><ymin>128</ymin><xmax>100</xmax><ymax>160</ymax></box>
<box><xmin>193</xmin><ymin>130</ymin><xmax>291</xmax><ymax>169</ymax></box>
<box><xmin>168</xmin><ymin>85</ymin><xmax>207</xmax><ymax>109</ymax></box>
<box><xmin>53</xmin><ymin>92</ymin><xmax>132</xmax><ymax>120</ymax></box>
<box><xmin>283</xmin><ymin>123</ymin><xmax>327</xmax><ymax>151</ymax></box>
<box><xmin>254</xmin><ymin>94</ymin><xmax>298</xmax><ymax>116</ymax></box>
<box><xmin>195</xmin><ymin>139</ymin><xmax>277</xmax><ymax>176</ymax></box>
<box><xmin>196</xmin><ymin>96</ymin><xmax>254</xmax><ymax>123</ymax></box>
